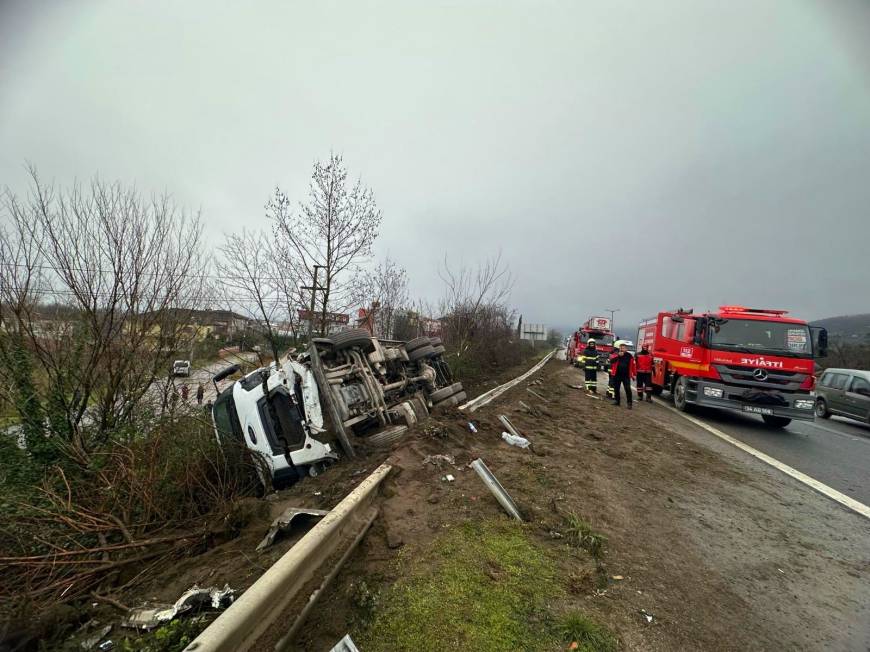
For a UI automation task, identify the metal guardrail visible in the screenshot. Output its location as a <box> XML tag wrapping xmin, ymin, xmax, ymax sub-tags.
<box><xmin>184</xmin><ymin>463</ymin><xmax>392</xmax><ymax>652</ymax></box>
<box><xmin>458</xmin><ymin>349</ymin><xmax>557</xmax><ymax>412</ymax></box>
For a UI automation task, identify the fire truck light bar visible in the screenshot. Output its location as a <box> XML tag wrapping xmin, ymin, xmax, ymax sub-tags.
<box><xmin>718</xmin><ymin>305</ymin><xmax>789</xmax><ymax>315</ymax></box>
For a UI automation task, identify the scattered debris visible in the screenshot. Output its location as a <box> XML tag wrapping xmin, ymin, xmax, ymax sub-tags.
<box><xmin>467</xmin><ymin>421</ymin><xmax>478</xmax><ymax>433</ymax></box>
<box><xmin>612</xmin><ymin>575</ymin><xmax>624</xmax><ymax>581</ymax></box>
<box><xmin>442</xmin><ymin>474</ymin><xmax>455</xmax><ymax>482</ymax></box>
<box><xmin>330</xmin><ymin>634</ymin><xmax>360</xmax><ymax>652</ymax></box>
<box><xmin>501</xmin><ymin>432</ymin><xmax>530</xmax><ymax>448</ymax></box>
<box><xmin>122</xmin><ymin>585</ymin><xmax>234</xmax><ymax>630</ymax></box>
<box><xmin>517</xmin><ymin>400</ymin><xmax>533</xmax><ymax>413</ymax></box>
<box><xmin>256</xmin><ymin>507</ymin><xmax>330</xmax><ymax>551</ymax></box>
<box><xmin>97</xmin><ymin>642</ymin><xmax>114</xmax><ymax>651</ymax></box>
<box><xmin>422</xmin><ymin>453</ymin><xmax>456</xmax><ymax>467</ymax></box>
<box><xmin>566</xmin><ymin>383</ymin><xmax>585</xmax><ymax>390</ymax></box>
<box><xmin>470</xmin><ymin>458</ymin><xmax>523</xmax><ymax>521</ymax></box>
<box><xmin>81</xmin><ymin>625</ymin><xmax>112</xmax><ymax>650</ymax></box>
<box><xmin>640</xmin><ymin>608</ymin><xmax>655</xmax><ymax>624</ymax></box>
<box><xmin>526</xmin><ymin>387</ymin><xmax>549</xmax><ymax>402</ymax></box>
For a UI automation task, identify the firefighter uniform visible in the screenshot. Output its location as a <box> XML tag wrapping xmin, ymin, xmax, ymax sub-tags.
<box><xmin>605</xmin><ymin>347</ymin><xmax>619</xmax><ymax>400</ymax></box>
<box><xmin>581</xmin><ymin>342</ymin><xmax>599</xmax><ymax>393</ymax></box>
<box><xmin>636</xmin><ymin>346</ymin><xmax>654</xmax><ymax>402</ymax></box>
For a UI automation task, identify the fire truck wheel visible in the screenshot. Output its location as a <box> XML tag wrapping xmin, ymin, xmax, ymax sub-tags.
<box><xmin>331</xmin><ymin>329</ymin><xmax>375</xmax><ymax>352</ymax></box>
<box><xmin>430</xmin><ymin>382</ymin><xmax>463</xmax><ymax>403</ymax></box>
<box><xmin>761</xmin><ymin>415</ymin><xmax>791</xmax><ymax>428</ymax></box>
<box><xmin>814</xmin><ymin>398</ymin><xmax>830</xmax><ymax>419</ymax></box>
<box><xmin>408</xmin><ymin>344</ymin><xmax>436</xmax><ymax>361</ymax></box>
<box><xmin>405</xmin><ymin>337</ymin><xmax>430</xmax><ymax>352</ymax></box>
<box><xmin>672</xmin><ymin>376</ymin><xmax>689</xmax><ymax>411</ymax></box>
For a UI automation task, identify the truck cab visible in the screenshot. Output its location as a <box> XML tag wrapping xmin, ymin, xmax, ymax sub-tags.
<box><xmin>638</xmin><ymin>306</ymin><xmax>827</xmax><ymax>427</ymax></box>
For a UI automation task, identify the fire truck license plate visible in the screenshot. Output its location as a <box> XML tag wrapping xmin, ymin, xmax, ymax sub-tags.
<box><xmin>742</xmin><ymin>405</ymin><xmax>774</xmax><ymax>415</ymax></box>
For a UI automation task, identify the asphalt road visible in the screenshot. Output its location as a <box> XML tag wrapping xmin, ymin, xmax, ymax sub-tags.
<box><xmin>669</xmin><ymin>402</ymin><xmax>870</xmax><ymax>506</ymax></box>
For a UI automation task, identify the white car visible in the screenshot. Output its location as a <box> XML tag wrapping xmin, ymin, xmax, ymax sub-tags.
<box><xmin>173</xmin><ymin>359</ymin><xmax>191</xmax><ymax>377</ymax></box>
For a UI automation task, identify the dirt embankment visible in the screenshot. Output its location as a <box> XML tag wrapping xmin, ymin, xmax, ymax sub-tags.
<box><xmin>293</xmin><ymin>359</ymin><xmax>869</xmax><ymax>651</ymax></box>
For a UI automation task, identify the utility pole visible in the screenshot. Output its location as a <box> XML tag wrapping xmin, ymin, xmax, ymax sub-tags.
<box><xmin>302</xmin><ymin>265</ymin><xmax>324</xmax><ymax>345</ymax></box>
<box><xmin>606</xmin><ymin>308</ymin><xmax>620</xmax><ymax>336</ymax></box>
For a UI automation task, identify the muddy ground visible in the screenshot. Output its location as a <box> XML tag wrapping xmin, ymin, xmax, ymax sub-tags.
<box><xmin>85</xmin><ymin>356</ymin><xmax>869</xmax><ymax>651</ymax></box>
<box><xmin>290</xmin><ymin>359</ymin><xmax>869</xmax><ymax>651</ymax></box>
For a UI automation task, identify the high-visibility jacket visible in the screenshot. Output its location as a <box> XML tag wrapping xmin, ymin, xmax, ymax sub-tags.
<box><xmin>636</xmin><ymin>351</ymin><xmax>653</xmax><ymax>373</ymax></box>
<box><xmin>610</xmin><ymin>352</ymin><xmax>636</xmax><ymax>379</ymax></box>
<box><xmin>581</xmin><ymin>346</ymin><xmax>598</xmax><ymax>370</ymax></box>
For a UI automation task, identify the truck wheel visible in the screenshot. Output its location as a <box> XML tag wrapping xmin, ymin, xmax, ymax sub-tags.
<box><xmin>433</xmin><ymin>391</ymin><xmax>467</xmax><ymax>410</ymax></box>
<box><xmin>405</xmin><ymin>337</ymin><xmax>430</xmax><ymax>352</ymax></box>
<box><xmin>814</xmin><ymin>398</ymin><xmax>830</xmax><ymax>419</ymax></box>
<box><xmin>762</xmin><ymin>415</ymin><xmax>791</xmax><ymax>428</ymax></box>
<box><xmin>408</xmin><ymin>344</ymin><xmax>436</xmax><ymax>361</ymax></box>
<box><xmin>367</xmin><ymin>425</ymin><xmax>408</xmax><ymax>447</ymax></box>
<box><xmin>430</xmin><ymin>382</ymin><xmax>463</xmax><ymax>403</ymax></box>
<box><xmin>331</xmin><ymin>329</ymin><xmax>375</xmax><ymax>352</ymax></box>
<box><xmin>673</xmin><ymin>376</ymin><xmax>689</xmax><ymax>411</ymax></box>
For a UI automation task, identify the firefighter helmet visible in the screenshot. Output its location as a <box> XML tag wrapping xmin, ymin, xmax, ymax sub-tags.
<box><xmin>587</xmin><ymin>339</ymin><xmax>596</xmax><ymax>345</ymax></box>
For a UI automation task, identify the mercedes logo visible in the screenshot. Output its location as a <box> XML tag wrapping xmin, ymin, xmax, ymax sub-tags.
<box><xmin>753</xmin><ymin>368</ymin><xmax>769</xmax><ymax>381</ymax></box>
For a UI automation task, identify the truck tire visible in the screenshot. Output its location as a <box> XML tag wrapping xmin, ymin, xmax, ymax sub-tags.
<box><xmin>405</xmin><ymin>337</ymin><xmax>430</xmax><ymax>353</ymax></box>
<box><xmin>672</xmin><ymin>376</ymin><xmax>689</xmax><ymax>411</ymax></box>
<box><xmin>331</xmin><ymin>329</ymin><xmax>375</xmax><ymax>352</ymax></box>
<box><xmin>433</xmin><ymin>391</ymin><xmax>467</xmax><ymax>410</ymax></box>
<box><xmin>814</xmin><ymin>398</ymin><xmax>830</xmax><ymax>419</ymax></box>
<box><xmin>761</xmin><ymin>415</ymin><xmax>791</xmax><ymax>428</ymax></box>
<box><xmin>408</xmin><ymin>344</ymin><xmax>436</xmax><ymax>361</ymax></box>
<box><xmin>430</xmin><ymin>382</ymin><xmax>463</xmax><ymax>403</ymax></box>
<box><xmin>366</xmin><ymin>425</ymin><xmax>408</xmax><ymax>447</ymax></box>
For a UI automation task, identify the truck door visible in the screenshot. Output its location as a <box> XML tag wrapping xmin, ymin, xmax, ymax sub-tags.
<box><xmin>656</xmin><ymin>315</ymin><xmax>704</xmax><ymax>369</ymax></box>
<box><xmin>843</xmin><ymin>375</ymin><xmax>870</xmax><ymax>421</ymax></box>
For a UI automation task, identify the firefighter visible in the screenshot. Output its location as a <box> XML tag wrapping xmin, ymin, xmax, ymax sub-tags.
<box><xmin>636</xmin><ymin>343</ymin><xmax>654</xmax><ymax>402</ymax></box>
<box><xmin>605</xmin><ymin>341</ymin><xmax>620</xmax><ymax>400</ymax></box>
<box><xmin>581</xmin><ymin>339</ymin><xmax>599</xmax><ymax>393</ymax></box>
<box><xmin>610</xmin><ymin>342</ymin><xmax>636</xmax><ymax>408</ymax></box>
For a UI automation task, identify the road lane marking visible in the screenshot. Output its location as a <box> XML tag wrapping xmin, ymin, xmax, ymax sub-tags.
<box><xmin>654</xmin><ymin>400</ymin><xmax>870</xmax><ymax>521</ymax></box>
<box><xmin>797</xmin><ymin>420</ymin><xmax>870</xmax><ymax>444</ymax></box>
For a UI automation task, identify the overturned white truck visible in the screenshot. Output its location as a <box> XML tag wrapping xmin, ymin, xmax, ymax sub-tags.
<box><xmin>211</xmin><ymin>330</ymin><xmax>464</xmax><ymax>487</ymax></box>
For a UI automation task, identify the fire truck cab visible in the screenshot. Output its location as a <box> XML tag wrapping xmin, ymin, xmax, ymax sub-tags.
<box><xmin>637</xmin><ymin>306</ymin><xmax>827</xmax><ymax>427</ymax></box>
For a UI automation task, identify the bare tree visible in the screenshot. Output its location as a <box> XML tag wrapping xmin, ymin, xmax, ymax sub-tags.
<box><xmin>438</xmin><ymin>251</ymin><xmax>513</xmax><ymax>356</ymax></box>
<box><xmin>267</xmin><ymin>154</ymin><xmax>381</xmax><ymax>336</ymax></box>
<box><xmin>0</xmin><ymin>167</ymin><xmax>206</xmax><ymax>461</ymax></box>
<box><xmin>361</xmin><ymin>256</ymin><xmax>410</xmax><ymax>339</ymax></box>
<box><xmin>216</xmin><ymin>228</ymin><xmax>305</xmax><ymax>363</ymax></box>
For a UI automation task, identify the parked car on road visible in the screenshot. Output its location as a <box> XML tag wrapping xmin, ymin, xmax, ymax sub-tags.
<box><xmin>815</xmin><ymin>368</ymin><xmax>870</xmax><ymax>425</ymax></box>
<box><xmin>173</xmin><ymin>359</ymin><xmax>191</xmax><ymax>377</ymax></box>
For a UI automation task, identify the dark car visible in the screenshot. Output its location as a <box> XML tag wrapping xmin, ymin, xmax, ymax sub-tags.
<box><xmin>815</xmin><ymin>368</ymin><xmax>870</xmax><ymax>425</ymax></box>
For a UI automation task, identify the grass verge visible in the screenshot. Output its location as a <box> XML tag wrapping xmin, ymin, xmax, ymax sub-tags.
<box><xmin>357</xmin><ymin>517</ymin><xmax>615</xmax><ymax>652</ymax></box>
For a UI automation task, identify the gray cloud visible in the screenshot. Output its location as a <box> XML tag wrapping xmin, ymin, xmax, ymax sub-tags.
<box><xmin>2</xmin><ymin>0</ymin><xmax>868</xmax><ymax>336</ymax></box>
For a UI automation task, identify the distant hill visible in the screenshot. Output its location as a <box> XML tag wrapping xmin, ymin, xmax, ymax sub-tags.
<box><xmin>810</xmin><ymin>314</ymin><xmax>870</xmax><ymax>341</ymax></box>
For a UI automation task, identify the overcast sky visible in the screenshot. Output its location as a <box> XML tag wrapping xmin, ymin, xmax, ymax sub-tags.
<box><xmin>2</xmin><ymin>0</ymin><xmax>869</xmax><ymax>335</ymax></box>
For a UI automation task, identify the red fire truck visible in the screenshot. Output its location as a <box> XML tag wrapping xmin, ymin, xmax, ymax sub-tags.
<box><xmin>636</xmin><ymin>306</ymin><xmax>827</xmax><ymax>427</ymax></box>
<box><xmin>567</xmin><ymin>316</ymin><xmax>616</xmax><ymax>368</ymax></box>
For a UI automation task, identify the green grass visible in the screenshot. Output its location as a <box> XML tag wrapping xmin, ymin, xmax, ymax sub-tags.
<box><xmin>562</xmin><ymin>513</ymin><xmax>608</xmax><ymax>559</ymax></box>
<box><xmin>359</xmin><ymin>518</ymin><xmax>563</xmax><ymax>652</ymax></box>
<box><xmin>556</xmin><ymin>612</ymin><xmax>617</xmax><ymax>652</ymax></box>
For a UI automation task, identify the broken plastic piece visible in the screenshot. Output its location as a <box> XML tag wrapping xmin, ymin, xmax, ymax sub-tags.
<box><xmin>467</xmin><ymin>421</ymin><xmax>478</xmax><ymax>433</ymax></box>
<box><xmin>501</xmin><ymin>432</ymin><xmax>530</xmax><ymax>448</ymax></box>
<box><xmin>422</xmin><ymin>454</ymin><xmax>455</xmax><ymax>467</ymax></box>
<box><xmin>442</xmin><ymin>474</ymin><xmax>455</xmax><ymax>482</ymax></box>
<box><xmin>122</xmin><ymin>585</ymin><xmax>234</xmax><ymax>630</ymax></box>
<box><xmin>81</xmin><ymin>625</ymin><xmax>112</xmax><ymax>650</ymax></box>
<box><xmin>256</xmin><ymin>507</ymin><xmax>329</xmax><ymax>551</ymax></box>
<box><xmin>470</xmin><ymin>458</ymin><xmax>523</xmax><ymax>521</ymax></box>
<box><xmin>330</xmin><ymin>634</ymin><xmax>360</xmax><ymax>652</ymax></box>
<box><xmin>640</xmin><ymin>608</ymin><xmax>654</xmax><ymax>624</ymax></box>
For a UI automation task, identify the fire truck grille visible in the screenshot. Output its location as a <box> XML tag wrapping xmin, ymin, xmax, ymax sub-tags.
<box><xmin>714</xmin><ymin>365</ymin><xmax>807</xmax><ymax>392</ymax></box>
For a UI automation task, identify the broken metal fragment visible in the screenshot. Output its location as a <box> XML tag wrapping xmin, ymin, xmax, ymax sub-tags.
<box><xmin>256</xmin><ymin>507</ymin><xmax>330</xmax><ymax>551</ymax></box>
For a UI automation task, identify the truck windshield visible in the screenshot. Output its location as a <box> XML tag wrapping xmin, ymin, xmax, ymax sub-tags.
<box><xmin>585</xmin><ymin>333</ymin><xmax>614</xmax><ymax>345</ymax></box>
<box><xmin>709</xmin><ymin>320</ymin><xmax>812</xmax><ymax>357</ymax></box>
